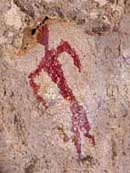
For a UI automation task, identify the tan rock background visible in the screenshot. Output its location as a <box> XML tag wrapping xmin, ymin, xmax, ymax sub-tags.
<box><xmin>0</xmin><ymin>0</ymin><xmax>130</xmax><ymax>173</ymax></box>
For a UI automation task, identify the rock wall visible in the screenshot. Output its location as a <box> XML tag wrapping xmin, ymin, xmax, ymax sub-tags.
<box><xmin>0</xmin><ymin>0</ymin><xmax>130</xmax><ymax>173</ymax></box>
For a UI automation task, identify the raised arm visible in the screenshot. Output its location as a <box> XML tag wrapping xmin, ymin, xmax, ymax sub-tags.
<box><xmin>56</xmin><ymin>41</ymin><xmax>81</xmax><ymax>72</ymax></box>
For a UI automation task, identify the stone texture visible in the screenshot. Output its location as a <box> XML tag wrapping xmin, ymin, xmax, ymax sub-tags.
<box><xmin>0</xmin><ymin>0</ymin><xmax>130</xmax><ymax>173</ymax></box>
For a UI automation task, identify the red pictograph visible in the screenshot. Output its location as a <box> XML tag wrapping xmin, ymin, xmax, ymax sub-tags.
<box><xmin>28</xmin><ymin>24</ymin><xmax>95</xmax><ymax>158</ymax></box>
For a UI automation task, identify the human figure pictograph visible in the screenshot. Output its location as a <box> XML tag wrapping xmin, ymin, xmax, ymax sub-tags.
<box><xmin>28</xmin><ymin>24</ymin><xmax>95</xmax><ymax>158</ymax></box>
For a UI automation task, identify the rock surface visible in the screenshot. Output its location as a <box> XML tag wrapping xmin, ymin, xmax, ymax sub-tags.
<box><xmin>0</xmin><ymin>0</ymin><xmax>130</xmax><ymax>173</ymax></box>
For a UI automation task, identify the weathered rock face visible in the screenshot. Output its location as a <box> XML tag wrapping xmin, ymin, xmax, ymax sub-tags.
<box><xmin>0</xmin><ymin>1</ymin><xmax>130</xmax><ymax>173</ymax></box>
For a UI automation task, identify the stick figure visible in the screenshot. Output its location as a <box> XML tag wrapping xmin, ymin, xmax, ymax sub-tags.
<box><xmin>28</xmin><ymin>24</ymin><xmax>95</xmax><ymax>158</ymax></box>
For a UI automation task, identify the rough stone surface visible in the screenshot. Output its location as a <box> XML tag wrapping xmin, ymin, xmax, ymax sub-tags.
<box><xmin>0</xmin><ymin>0</ymin><xmax>130</xmax><ymax>173</ymax></box>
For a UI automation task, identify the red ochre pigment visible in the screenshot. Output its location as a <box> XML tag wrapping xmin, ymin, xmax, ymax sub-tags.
<box><xmin>28</xmin><ymin>24</ymin><xmax>95</xmax><ymax>158</ymax></box>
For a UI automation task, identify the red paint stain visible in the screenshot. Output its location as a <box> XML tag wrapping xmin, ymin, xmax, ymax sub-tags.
<box><xmin>28</xmin><ymin>24</ymin><xmax>95</xmax><ymax>158</ymax></box>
